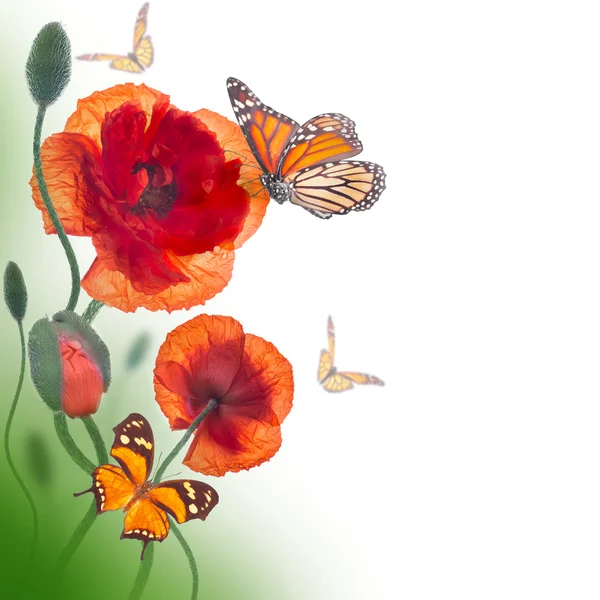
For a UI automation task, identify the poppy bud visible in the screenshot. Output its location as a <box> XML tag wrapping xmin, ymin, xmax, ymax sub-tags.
<box><xmin>28</xmin><ymin>310</ymin><xmax>111</xmax><ymax>418</ymax></box>
<box><xmin>26</xmin><ymin>22</ymin><xmax>71</xmax><ymax>107</ymax></box>
<box><xmin>3</xmin><ymin>261</ymin><xmax>27</xmax><ymax>323</ymax></box>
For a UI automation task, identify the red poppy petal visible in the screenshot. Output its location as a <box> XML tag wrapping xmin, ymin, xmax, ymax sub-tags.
<box><xmin>222</xmin><ymin>334</ymin><xmax>294</xmax><ymax>425</ymax></box>
<box><xmin>65</xmin><ymin>83</ymin><xmax>165</xmax><ymax>148</ymax></box>
<box><xmin>192</xmin><ymin>109</ymin><xmax>270</xmax><ymax>249</ymax></box>
<box><xmin>81</xmin><ymin>248</ymin><xmax>234</xmax><ymax>312</ymax></box>
<box><xmin>154</xmin><ymin>315</ymin><xmax>246</xmax><ymax>428</ymax></box>
<box><xmin>183</xmin><ymin>412</ymin><xmax>283</xmax><ymax>477</ymax></box>
<box><xmin>30</xmin><ymin>132</ymin><xmax>103</xmax><ymax>235</ymax></box>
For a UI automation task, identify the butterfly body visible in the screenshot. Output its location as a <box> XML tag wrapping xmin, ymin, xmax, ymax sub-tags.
<box><xmin>227</xmin><ymin>78</ymin><xmax>386</xmax><ymax>219</ymax></box>
<box><xmin>318</xmin><ymin>316</ymin><xmax>385</xmax><ymax>393</ymax></box>
<box><xmin>75</xmin><ymin>413</ymin><xmax>218</xmax><ymax>559</ymax></box>
<box><xmin>260</xmin><ymin>174</ymin><xmax>293</xmax><ymax>204</ymax></box>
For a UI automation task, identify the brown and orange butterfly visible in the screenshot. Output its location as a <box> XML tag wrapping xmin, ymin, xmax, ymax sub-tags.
<box><xmin>75</xmin><ymin>413</ymin><xmax>218</xmax><ymax>559</ymax></box>
<box><xmin>318</xmin><ymin>316</ymin><xmax>385</xmax><ymax>392</ymax></box>
<box><xmin>76</xmin><ymin>3</ymin><xmax>154</xmax><ymax>73</ymax></box>
<box><xmin>227</xmin><ymin>77</ymin><xmax>386</xmax><ymax>219</ymax></box>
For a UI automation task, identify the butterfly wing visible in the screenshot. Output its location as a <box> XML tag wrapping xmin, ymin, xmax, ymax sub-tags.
<box><xmin>278</xmin><ymin>113</ymin><xmax>363</xmax><ymax>178</ymax></box>
<box><xmin>133</xmin><ymin>37</ymin><xmax>154</xmax><ymax>70</ymax></box>
<box><xmin>133</xmin><ymin>2</ymin><xmax>150</xmax><ymax>48</ymax></box>
<box><xmin>322</xmin><ymin>372</ymin><xmax>384</xmax><ymax>393</ymax></box>
<box><xmin>227</xmin><ymin>77</ymin><xmax>300</xmax><ymax>175</ymax></box>
<box><xmin>108</xmin><ymin>57</ymin><xmax>144</xmax><ymax>73</ymax></box>
<box><xmin>74</xmin><ymin>464</ymin><xmax>137</xmax><ymax>514</ymax></box>
<box><xmin>288</xmin><ymin>160</ymin><xmax>386</xmax><ymax>219</ymax></box>
<box><xmin>76</xmin><ymin>53</ymin><xmax>127</xmax><ymax>62</ymax></box>
<box><xmin>149</xmin><ymin>480</ymin><xmax>219</xmax><ymax>524</ymax></box>
<box><xmin>122</xmin><ymin>497</ymin><xmax>170</xmax><ymax>560</ymax></box>
<box><xmin>110</xmin><ymin>413</ymin><xmax>154</xmax><ymax>487</ymax></box>
<box><xmin>318</xmin><ymin>316</ymin><xmax>336</xmax><ymax>383</ymax></box>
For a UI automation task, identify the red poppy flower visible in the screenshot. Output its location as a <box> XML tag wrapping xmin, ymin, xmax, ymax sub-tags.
<box><xmin>154</xmin><ymin>315</ymin><xmax>294</xmax><ymax>476</ymax></box>
<box><xmin>30</xmin><ymin>84</ymin><xmax>269</xmax><ymax>312</ymax></box>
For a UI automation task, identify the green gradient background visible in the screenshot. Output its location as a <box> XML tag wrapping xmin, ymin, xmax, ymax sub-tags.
<box><xmin>0</xmin><ymin>47</ymin><xmax>290</xmax><ymax>600</ymax></box>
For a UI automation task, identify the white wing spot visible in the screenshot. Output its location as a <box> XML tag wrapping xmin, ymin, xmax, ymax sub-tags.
<box><xmin>189</xmin><ymin>504</ymin><xmax>198</xmax><ymax>515</ymax></box>
<box><xmin>120</xmin><ymin>434</ymin><xmax>130</xmax><ymax>444</ymax></box>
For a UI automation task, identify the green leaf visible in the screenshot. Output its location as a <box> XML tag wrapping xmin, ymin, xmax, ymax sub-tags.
<box><xmin>28</xmin><ymin>317</ymin><xmax>62</xmax><ymax>412</ymax></box>
<box><xmin>3</xmin><ymin>261</ymin><xmax>27</xmax><ymax>322</ymax></box>
<box><xmin>125</xmin><ymin>331</ymin><xmax>152</xmax><ymax>371</ymax></box>
<box><xmin>52</xmin><ymin>310</ymin><xmax>111</xmax><ymax>391</ymax></box>
<box><xmin>26</xmin><ymin>22</ymin><xmax>71</xmax><ymax>107</ymax></box>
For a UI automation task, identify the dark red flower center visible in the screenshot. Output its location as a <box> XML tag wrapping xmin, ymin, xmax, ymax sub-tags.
<box><xmin>130</xmin><ymin>162</ymin><xmax>177</xmax><ymax>219</ymax></box>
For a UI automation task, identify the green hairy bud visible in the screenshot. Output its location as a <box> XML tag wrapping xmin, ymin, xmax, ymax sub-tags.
<box><xmin>26</xmin><ymin>22</ymin><xmax>72</xmax><ymax>107</ymax></box>
<box><xmin>4</xmin><ymin>261</ymin><xmax>28</xmax><ymax>323</ymax></box>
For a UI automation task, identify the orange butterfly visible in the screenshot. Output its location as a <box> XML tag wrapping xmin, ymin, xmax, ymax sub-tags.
<box><xmin>75</xmin><ymin>413</ymin><xmax>218</xmax><ymax>559</ymax></box>
<box><xmin>227</xmin><ymin>77</ymin><xmax>386</xmax><ymax>219</ymax></box>
<box><xmin>76</xmin><ymin>3</ymin><xmax>154</xmax><ymax>73</ymax></box>
<box><xmin>318</xmin><ymin>316</ymin><xmax>385</xmax><ymax>392</ymax></box>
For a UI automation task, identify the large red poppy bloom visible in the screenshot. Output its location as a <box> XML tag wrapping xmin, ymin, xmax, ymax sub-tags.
<box><xmin>30</xmin><ymin>84</ymin><xmax>269</xmax><ymax>312</ymax></box>
<box><xmin>154</xmin><ymin>315</ymin><xmax>294</xmax><ymax>476</ymax></box>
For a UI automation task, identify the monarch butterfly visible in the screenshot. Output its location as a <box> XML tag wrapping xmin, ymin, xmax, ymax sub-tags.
<box><xmin>74</xmin><ymin>413</ymin><xmax>218</xmax><ymax>559</ymax></box>
<box><xmin>227</xmin><ymin>78</ymin><xmax>386</xmax><ymax>219</ymax></box>
<box><xmin>318</xmin><ymin>316</ymin><xmax>385</xmax><ymax>392</ymax></box>
<box><xmin>76</xmin><ymin>3</ymin><xmax>154</xmax><ymax>73</ymax></box>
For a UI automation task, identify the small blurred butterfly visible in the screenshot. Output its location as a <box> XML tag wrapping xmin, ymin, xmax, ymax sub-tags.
<box><xmin>318</xmin><ymin>316</ymin><xmax>385</xmax><ymax>392</ymax></box>
<box><xmin>74</xmin><ymin>413</ymin><xmax>218</xmax><ymax>559</ymax></box>
<box><xmin>227</xmin><ymin>77</ymin><xmax>386</xmax><ymax>219</ymax></box>
<box><xmin>76</xmin><ymin>3</ymin><xmax>154</xmax><ymax>73</ymax></box>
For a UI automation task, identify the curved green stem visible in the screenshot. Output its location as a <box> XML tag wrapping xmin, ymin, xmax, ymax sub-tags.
<box><xmin>171</xmin><ymin>521</ymin><xmax>199</xmax><ymax>600</ymax></box>
<box><xmin>55</xmin><ymin>501</ymin><xmax>96</xmax><ymax>578</ymax></box>
<box><xmin>33</xmin><ymin>105</ymin><xmax>80</xmax><ymax>312</ymax></box>
<box><xmin>3</xmin><ymin>322</ymin><xmax>38</xmax><ymax>575</ymax></box>
<box><xmin>81</xmin><ymin>416</ymin><xmax>108</xmax><ymax>464</ymax></box>
<box><xmin>53</xmin><ymin>412</ymin><xmax>95</xmax><ymax>474</ymax></box>
<box><xmin>82</xmin><ymin>300</ymin><xmax>104</xmax><ymax>324</ymax></box>
<box><xmin>127</xmin><ymin>543</ymin><xmax>154</xmax><ymax>600</ymax></box>
<box><xmin>154</xmin><ymin>399</ymin><xmax>218</xmax><ymax>483</ymax></box>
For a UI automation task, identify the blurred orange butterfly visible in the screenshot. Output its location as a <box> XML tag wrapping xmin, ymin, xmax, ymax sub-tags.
<box><xmin>318</xmin><ymin>316</ymin><xmax>385</xmax><ymax>392</ymax></box>
<box><xmin>76</xmin><ymin>3</ymin><xmax>154</xmax><ymax>73</ymax></box>
<box><xmin>227</xmin><ymin>77</ymin><xmax>386</xmax><ymax>219</ymax></box>
<box><xmin>75</xmin><ymin>413</ymin><xmax>218</xmax><ymax>559</ymax></box>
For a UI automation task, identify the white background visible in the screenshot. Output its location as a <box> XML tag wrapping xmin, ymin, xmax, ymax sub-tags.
<box><xmin>4</xmin><ymin>0</ymin><xmax>600</xmax><ymax>598</ymax></box>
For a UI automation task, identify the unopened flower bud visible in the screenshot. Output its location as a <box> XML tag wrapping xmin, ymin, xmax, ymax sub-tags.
<box><xmin>26</xmin><ymin>22</ymin><xmax>72</xmax><ymax>107</ymax></box>
<box><xmin>28</xmin><ymin>311</ymin><xmax>111</xmax><ymax>418</ymax></box>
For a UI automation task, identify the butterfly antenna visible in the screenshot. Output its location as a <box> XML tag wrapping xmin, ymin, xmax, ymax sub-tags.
<box><xmin>239</xmin><ymin>176</ymin><xmax>262</xmax><ymax>185</ymax></box>
<box><xmin>161</xmin><ymin>471</ymin><xmax>182</xmax><ymax>480</ymax></box>
<box><xmin>151</xmin><ymin>452</ymin><xmax>163</xmax><ymax>479</ymax></box>
<box><xmin>224</xmin><ymin>150</ymin><xmax>264</xmax><ymax>170</ymax></box>
<box><xmin>250</xmin><ymin>185</ymin><xmax>267</xmax><ymax>198</ymax></box>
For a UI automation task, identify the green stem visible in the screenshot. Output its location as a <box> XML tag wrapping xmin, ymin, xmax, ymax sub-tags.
<box><xmin>3</xmin><ymin>322</ymin><xmax>38</xmax><ymax>575</ymax></box>
<box><xmin>55</xmin><ymin>501</ymin><xmax>96</xmax><ymax>579</ymax></box>
<box><xmin>82</xmin><ymin>300</ymin><xmax>104</xmax><ymax>324</ymax></box>
<box><xmin>154</xmin><ymin>399</ymin><xmax>218</xmax><ymax>483</ymax></box>
<box><xmin>53</xmin><ymin>412</ymin><xmax>95</xmax><ymax>474</ymax></box>
<box><xmin>33</xmin><ymin>105</ymin><xmax>80</xmax><ymax>312</ymax></box>
<box><xmin>81</xmin><ymin>416</ymin><xmax>108</xmax><ymax>464</ymax></box>
<box><xmin>171</xmin><ymin>521</ymin><xmax>199</xmax><ymax>600</ymax></box>
<box><xmin>127</xmin><ymin>543</ymin><xmax>154</xmax><ymax>600</ymax></box>
<box><xmin>54</xmin><ymin>418</ymin><xmax>106</xmax><ymax>578</ymax></box>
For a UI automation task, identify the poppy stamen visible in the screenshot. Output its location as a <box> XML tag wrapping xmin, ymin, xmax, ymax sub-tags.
<box><xmin>131</xmin><ymin>162</ymin><xmax>177</xmax><ymax>219</ymax></box>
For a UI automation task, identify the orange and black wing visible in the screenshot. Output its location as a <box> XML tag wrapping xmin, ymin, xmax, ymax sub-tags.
<box><xmin>279</xmin><ymin>113</ymin><xmax>363</xmax><ymax>178</ymax></box>
<box><xmin>133</xmin><ymin>3</ymin><xmax>149</xmax><ymax>48</ymax></box>
<box><xmin>149</xmin><ymin>480</ymin><xmax>219</xmax><ymax>523</ymax></box>
<box><xmin>122</xmin><ymin>497</ymin><xmax>170</xmax><ymax>560</ymax></box>
<box><xmin>131</xmin><ymin>2</ymin><xmax>153</xmax><ymax>70</ymax></box>
<box><xmin>227</xmin><ymin>77</ymin><xmax>300</xmax><ymax>175</ymax></box>
<box><xmin>74</xmin><ymin>464</ymin><xmax>137</xmax><ymax>514</ymax></box>
<box><xmin>322</xmin><ymin>371</ymin><xmax>385</xmax><ymax>393</ymax></box>
<box><xmin>318</xmin><ymin>316</ymin><xmax>336</xmax><ymax>383</ymax></box>
<box><xmin>110</xmin><ymin>413</ymin><xmax>154</xmax><ymax>487</ymax></box>
<box><xmin>288</xmin><ymin>161</ymin><xmax>386</xmax><ymax>219</ymax></box>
